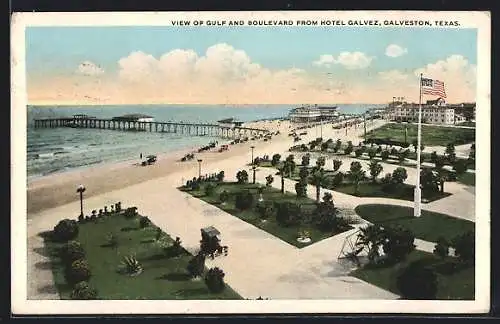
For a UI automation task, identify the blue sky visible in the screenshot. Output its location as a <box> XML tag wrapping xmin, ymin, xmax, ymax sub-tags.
<box><xmin>26</xmin><ymin>26</ymin><xmax>477</xmax><ymax>75</ymax></box>
<box><xmin>25</xmin><ymin>26</ymin><xmax>478</xmax><ymax>104</ymax></box>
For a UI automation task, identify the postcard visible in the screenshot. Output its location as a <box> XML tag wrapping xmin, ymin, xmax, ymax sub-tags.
<box><xmin>11</xmin><ymin>10</ymin><xmax>490</xmax><ymax>314</ymax></box>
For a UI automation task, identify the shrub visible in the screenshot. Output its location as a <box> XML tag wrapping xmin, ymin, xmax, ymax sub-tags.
<box><xmin>66</xmin><ymin>259</ymin><xmax>92</xmax><ymax>284</ymax></box>
<box><xmin>433</xmin><ymin>237</ymin><xmax>450</xmax><ymax>259</ymax></box>
<box><xmin>332</xmin><ymin>159</ymin><xmax>342</xmax><ymax>172</ymax></box>
<box><xmin>77</xmin><ymin>214</ymin><xmax>84</xmax><ymax>223</ymax></box>
<box><xmin>216</xmin><ymin>171</ymin><xmax>225</xmax><ymax>182</ymax></box>
<box><xmin>275</xmin><ymin>202</ymin><xmax>301</xmax><ymax>226</ymax></box>
<box><xmin>187</xmin><ymin>252</ymin><xmax>206</xmax><ymax>278</ymax></box>
<box><xmin>396</xmin><ymin>261</ymin><xmax>438</xmax><ymax>300</ymax></box>
<box><xmin>316</xmin><ymin>156</ymin><xmax>326</xmax><ymax>168</ymax></box>
<box><xmin>234</xmin><ymin>190</ymin><xmax>254</xmax><ymax>210</ymax></box>
<box><xmin>219</xmin><ymin>190</ymin><xmax>229</xmax><ymax>204</ymax></box>
<box><xmin>381</xmin><ymin>150</ymin><xmax>390</xmax><ymax>160</ymax></box>
<box><xmin>453</xmin><ymin>159</ymin><xmax>468</xmax><ymax>175</ymax></box>
<box><xmin>168</xmin><ymin>237</ymin><xmax>184</xmax><ymax>257</ymax></box>
<box><xmin>392</xmin><ymin>167</ymin><xmax>408</xmax><ymax>184</ymax></box>
<box><xmin>236</xmin><ymin>170</ymin><xmax>249</xmax><ymax>184</ymax></box>
<box><xmin>124</xmin><ymin>207</ymin><xmax>138</xmax><ymax>219</ymax></box>
<box><xmin>53</xmin><ymin>219</ymin><xmax>79</xmax><ymax>242</ymax></box>
<box><xmin>265</xmin><ymin>175</ymin><xmax>274</xmax><ymax>187</ymax></box>
<box><xmin>331</xmin><ymin>172</ymin><xmax>344</xmax><ymax>187</ymax></box>
<box><xmin>205</xmin><ymin>183</ymin><xmax>216</xmax><ymax>196</ymax></box>
<box><xmin>368</xmin><ymin>149</ymin><xmax>376</xmax><ymax>160</ymax></box>
<box><xmin>271</xmin><ymin>154</ymin><xmax>281</xmax><ymax>166</ymax></box>
<box><xmin>368</xmin><ymin>160</ymin><xmax>383</xmax><ymax>183</ymax></box>
<box><xmin>120</xmin><ymin>255</ymin><xmax>143</xmax><ymax>276</ymax></box>
<box><xmin>61</xmin><ymin>240</ymin><xmax>86</xmax><ymax>265</ymax></box>
<box><xmin>205</xmin><ymin>267</ymin><xmax>226</xmax><ymax>293</ymax></box>
<box><xmin>390</xmin><ymin>147</ymin><xmax>398</xmax><ymax>156</ymax></box>
<box><xmin>298</xmin><ymin>167</ymin><xmax>309</xmax><ymax>180</ymax></box>
<box><xmin>294</xmin><ymin>180</ymin><xmax>308</xmax><ymax>198</ymax></box>
<box><xmin>256</xmin><ymin>201</ymin><xmax>275</xmax><ymax>219</ymax></box>
<box><xmin>382</xmin><ymin>226</ymin><xmax>415</xmax><ymax>263</ymax></box>
<box><xmin>313</xmin><ymin>198</ymin><xmax>339</xmax><ymax>231</ymax></box>
<box><xmin>354</xmin><ymin>148</ymin><xmax>363</xmax><ymax>158</ymax></box>
<box><xmin>139</xmin><ymin>216</ymin><xmax>152</xmax><ymax>228</ymax></box>
<box><xmin>430</xmin><ymin>151</ymin><xmax>438</xmax><ymax>164</ymax></box>
<box><xmin>70</xmin><ymin>281</ymin><xmax>98</xmax><ymax>300</ymax></box>
<box><xmin>451</xmin><ymin>231</ymin><xmax>475</xmax><ymax>264</ymax></box>
<box><xmin>301</xmin><ymin>155</ymin><xmax>310</xmax><ymax>167</ymax></box>
<box><xmin>420</xmin><ymin>169</ymin><xmax>439</xmax><ymax>193</ymax></box>
<box><xmin>344</xmin><ymin>142</ymin><xmax>354</xmax><ymax>155</ymax></box>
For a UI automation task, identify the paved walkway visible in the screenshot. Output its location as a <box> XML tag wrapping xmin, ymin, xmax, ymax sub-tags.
<box><xmin>27</xmin><ymin>168</ymin><xmax>397</xmax><ymax>300</ymax></box>
<box><xmin>26</xmin><ymin>119</ymin><xmax>472</xmax><ymax>300</ymax></box>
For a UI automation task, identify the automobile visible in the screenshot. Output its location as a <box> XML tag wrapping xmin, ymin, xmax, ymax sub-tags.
<box><xmin>142</xmin><ymin>155</ymin><xmax>157</xmax><ymax>166</ymax></box>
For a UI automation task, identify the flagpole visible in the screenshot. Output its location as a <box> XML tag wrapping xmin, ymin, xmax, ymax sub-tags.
<box><xmin>414</xmin><ymin>74</ymin><xmax>423</xmax><ymax>217</ymax></box>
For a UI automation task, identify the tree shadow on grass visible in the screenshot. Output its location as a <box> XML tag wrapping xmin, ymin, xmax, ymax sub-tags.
<box><xmin>431</xmin><ymin>260</ymin><xmax>470</xmax><ymax>275</ymax></box>
<box><xmin>174</xmin><ymin>287</ymin><xmax>210</xmax><ymax>298</ymax></box>
<box><xmin>36</xmin><ymin>284</ymin><xmax>59</xmax><ymax>295</ymax></box>
<box><xmin>34</xmin><ymin>261</ymin><xmax>55</xmax><ymax>270</ymax></box>
<box><xmin>140</xmin><ymin>253</ymin><xmax>166</xmax><ymax>262</ymax></box>
<box><xmin>32</xmin><ymin>247</ymin><xmax>56</xmax><ymax>258</ymax></box>
<box><xmin>121</xmin><ymin>226</ymin><xmax>139</xmax><ymax>232</ymax></box>
<box><xmin>156</xmin><ymin>272</ymin><xmax>191</xmax><ymax>281</ymax></box>
<box><xmin>37</xmin><ymin>230</ymin><xmax>53</xmax><ymax>240</ymax></box>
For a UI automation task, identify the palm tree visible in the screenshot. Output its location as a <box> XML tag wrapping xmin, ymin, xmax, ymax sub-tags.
<box><xmin>357</xmin><ymin>225</ymin><xmax>386</xmax><ymax>264</ymax></box>
<box><xmin>278</xmin><ymin>166</ymin><xmax>285</xmax><ymax>194</ymax></box>
<box><xmin>310</xmin><ymin>169</ymin><xmax>329</xmax><ymax>203</ymax></box>
<box><xmin>347</xmin><ymin>161</ymin><xmax>366</xmax><ymax>195</ymax></box>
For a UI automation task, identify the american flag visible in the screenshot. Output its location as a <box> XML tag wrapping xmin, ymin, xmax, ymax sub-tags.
<box><xmin>421</xmin><ymin>78</ymin><xmax>446</xmax><ymax>98</ymax></box>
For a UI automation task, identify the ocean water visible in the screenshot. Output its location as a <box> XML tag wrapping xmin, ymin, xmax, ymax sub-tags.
<box><xmin>27</xmin><ymin>104</ymin><xmax>383</xmax><ymax>179</ymax></box>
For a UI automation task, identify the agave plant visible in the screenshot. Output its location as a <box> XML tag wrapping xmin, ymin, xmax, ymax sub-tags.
<box><xmin>120</xmin><ymin>255</ymin><xmax>143</xmax><ymax>276</ymax></box>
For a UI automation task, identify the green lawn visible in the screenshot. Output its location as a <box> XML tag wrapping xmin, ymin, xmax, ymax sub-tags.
<box><xmin>457</xmin><ymin>172</ymin><xmax>476</xmax><ymax>186</ymax></box>
<box><xmin>179</xmin><ymin>182</ymin><xmax>352</xmax><ymax>248</ymax></box>
<box><xmin>365</xmin><ymin>123</ymin><xmax>475</xmax><ymax>146</ymax></box>
<box><xmin>456</xmin><ymin>122</ymin><xmax>476</xmax><ymax>127</ymax></box>
<box><xmin>42</xmin><ymin>215</ymin><xmax>242</xmax><ymax>300</ymax></box>
<box><xmin>355</xmin><ymin>204</ymin><xmax>474</xmax><ymax>242</ymax></box>
<box><xmin>351</xmin><ymin>250</ymin><xmax>474</xmax><ymax>300</ymax></box>
<box><xmin>333</xmin><ymin>182</ymin><xmax>451</xmax><ymax>202</ymax></box>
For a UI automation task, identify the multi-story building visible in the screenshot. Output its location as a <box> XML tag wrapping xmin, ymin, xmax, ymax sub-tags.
<box><xmin>388</xmin><ymin>98</ymin><xmax>456</xmax><ymax>125</ymax></box>
<box><xmin>289</xmin><ymin>105</ymin><xmax>339</xmax><ymax>123</ymax></box>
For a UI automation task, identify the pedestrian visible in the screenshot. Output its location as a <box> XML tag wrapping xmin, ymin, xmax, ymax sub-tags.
<box><xmin>140</xmin><ymin>153</ymin><xmax>142</xmax><ymax>159</ymax></box>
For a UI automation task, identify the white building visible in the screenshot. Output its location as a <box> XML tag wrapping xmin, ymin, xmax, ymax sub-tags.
<box><xmin>289</xmin><ymin>105</ymin><xmax>339</xmax><ymax>122</ymax></box>
<box><xmin>388</xmin><ymin>98</ymin><xmax>455</xmax><ymax>125</ymax></box>
<box><xmin>217</xmin><ymin>118</ymin><xmax>244</xmax><ymax>128</ymax></box>
<box><xmin>112</xmin><ymin>114</ymin><xmax>154</xmax><ymax>123</ymax></box>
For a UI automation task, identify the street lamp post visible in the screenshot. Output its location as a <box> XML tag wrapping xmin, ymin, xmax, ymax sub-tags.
<box><xmin>252</xmin><ymin>165</ymin><xmax>257</xmax><ymax>184</ymax></box>
<box><xmin>197</xmin><ymin>159</ymin><xmax>202</xmax><ymax>178</ymax></box>
<box><xmin>76</xmin><ymin>184</ymin><xmax>86</xmax><ymax>218</ymax></box>
<box><xmin>250</xmin><ymin>146</ymin><xmax>255</xmax><ymax>165</ymax></box>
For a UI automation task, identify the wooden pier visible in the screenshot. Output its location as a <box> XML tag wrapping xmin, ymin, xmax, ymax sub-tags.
<box><xmin>33</xmin><ymin>116</ymin><xmax>270</xmax><ymax>139</ymax></box>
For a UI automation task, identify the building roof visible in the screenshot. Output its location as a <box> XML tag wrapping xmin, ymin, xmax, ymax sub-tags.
<box><xmin>426</xmin><ymin>98</ymin><xmax>444</xmax><ymax>105</ymax></box>
<box><xmin>112</xmin><ymin>113</ymin><xmax>153</xmax><ymax>120</ymax></box>
<box><xmin>218</xmin><ymin>118</ymin><xmax>243</xmax><ymax>124</ymax></box>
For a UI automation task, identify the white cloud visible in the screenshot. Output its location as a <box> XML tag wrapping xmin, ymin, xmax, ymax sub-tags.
<box><xmin>313</xmin><ymin>54</ymin><xmax>336</xmax><ymax>67</ymax></box>
<box><xmin>313</xmin><ymin>52</ymin><xmax>373</xmax><ymax>69</ymax></box>
<box><xmin>414</xmin><ymin>55</ymin><xmax>477</xmax><ymax>102</ymax></box>
<box><xmin>385</xmin><ymin>44</ymin><xmax>408</xmax><ymax>58</ymax></box>
<box><xmin>76</xmin><ymin>61</ymin><xmax>104</xmax><ymax>76</ymax></box>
